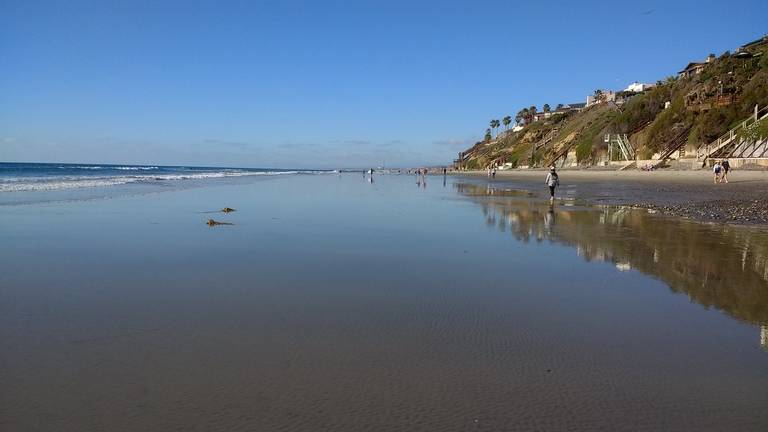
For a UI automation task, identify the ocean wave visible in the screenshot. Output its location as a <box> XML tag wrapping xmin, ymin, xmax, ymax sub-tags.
<box><xmin>58</xmin><ymin>165</ymin><xmax>105</xmax><ymax>170</ymax></box>
<box><xmin>114</xmin><ymin>166</ymin><xmax>159</xmax><ymax>170</ymax></box>
<box><xmin>0</xmin><ymin>170</ymin><xmax>331</xmax><ymax>192</ymax></box>
<box><xmin>58</xmin><ymin>165</ymin><xmax>160</xmax><ymax>171</ymax></box>
<box><xmin>1</xmin><ymin>178</ymin><xmax>138</xmax><ymax>192</ymax></box>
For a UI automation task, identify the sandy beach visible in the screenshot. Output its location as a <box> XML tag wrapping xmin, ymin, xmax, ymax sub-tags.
<box><xmin>457</xmin><ymin>169</ymin><xmax>768</xmax><ymax>224</ymax></box>
<box><xmin>2</xmin><ymin>173</ymin><xmax>767</xmax><ymax>431</ymax></box>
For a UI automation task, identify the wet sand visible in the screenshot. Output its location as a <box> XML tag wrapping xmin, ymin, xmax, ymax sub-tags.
<box><xmin>1</xmin><ymin>174</ymin><xmax>767</xmax><ymax>431</ymax></box>
<box><xmin>459</xmin><ymin>169</ymin><xmax>768</xmax><ymax>224</ymax></box>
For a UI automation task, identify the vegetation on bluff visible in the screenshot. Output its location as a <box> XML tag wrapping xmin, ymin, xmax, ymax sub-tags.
<box><xmin>457</xmin><ymin>36</ymin><xmax>768</xmax><ymax>169</ymax></box>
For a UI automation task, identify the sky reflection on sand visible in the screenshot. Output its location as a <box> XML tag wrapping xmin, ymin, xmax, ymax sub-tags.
<box><xmin>1</xmin><ymin>173</ymin><xmax>766</xmax><ymax>431</ymax></box>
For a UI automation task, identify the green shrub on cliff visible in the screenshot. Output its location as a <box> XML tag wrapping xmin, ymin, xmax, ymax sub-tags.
<box><xmin>457</xmin><ymin>37</ymin><xmax>768</xmax><ymax>168</ymax></box>
<box><xmin>614</xmin><ymin>84</ymin><xmax>672</xmax><ymax>134</ymax></box>
<box><xmin>575</xmin><ymin>110</ymin><xmax>617</xmax><ymax>163</ymax></box>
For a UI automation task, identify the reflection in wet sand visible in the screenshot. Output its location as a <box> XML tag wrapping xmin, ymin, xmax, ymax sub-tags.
<box><xmin>763</xmin><ymin>325</ymin><xmax>768</xmax><ymax>351</ymax></box>
<box><xmin>3</xmin><ymin>174</ymin><xmax>767</xmax><ymax>431</ymax></box>
<box><xmin>456</xmin><ymin>182</ymin><xmax>768</xmax><ymax>334</ymax></box>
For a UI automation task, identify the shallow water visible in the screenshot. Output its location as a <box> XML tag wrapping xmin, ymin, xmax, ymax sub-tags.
<box><xmin>1</xmin><ymin>173</ymin><xmax>766</xmax><ymax>431</ymax></box>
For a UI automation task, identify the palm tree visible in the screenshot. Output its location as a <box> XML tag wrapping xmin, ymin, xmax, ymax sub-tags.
<box><xmin>556</xmin><ymin>103</ymin><xmax>564</xmax><ymax>111</ymax></box>
<box><xmin>543</xmin><ymin>104</ymin><xmax>551</xmax><ymax>113</ymax></box>
<box><xmin>528</xmin><ymin>106</ymin><xmax>537</xmax><ymax>123</ymax></box>
<box><xmin>490</xmin><ymin>119</ymin><xmax>500</xmax><ymax>138</ymax></box>
<box><xmin>517</xmin><ymin>108</ymin><xmax>529</xmax><ymax>125</ymax></box>
<box><xmin>593</xmin><ymin>89</ymin><xmax>604</xmax><ymax>104</ymax></box>
<box><xmin>484</xmin><ymin>128</ymin><xmax>492</xmax><ymax>142</ymax></box>
<box><xmin>502</xmin><ymin>116</ymin><xmax>512</xmax><ymax>131</ymax></box>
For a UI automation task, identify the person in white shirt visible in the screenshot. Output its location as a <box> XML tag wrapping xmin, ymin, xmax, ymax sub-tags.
<box><xmin>713</xmin><ymin>161</ymin><xmax>722</xmax><ymax>184</ymax></box>
<box><xmin>545</xmin><ymin>167</ymin><xmax>560</xmax><ymax>203</ymax></box>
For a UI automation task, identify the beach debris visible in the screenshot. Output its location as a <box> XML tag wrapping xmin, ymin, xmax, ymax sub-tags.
<box><xmin>206</xmin><ymin>219</ymin><xmax>233</xmax><ymax>226</ymax></box>
<box><xmin>222</xmin><ymin>207</ymin><xmax>236</xmax><ymax>213</ymax></box>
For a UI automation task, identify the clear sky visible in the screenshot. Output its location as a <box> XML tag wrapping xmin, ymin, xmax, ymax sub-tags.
<box><xmin>1</xmin><ymin>0</ymin><xmax>766</xmax><ymax>168</ymax></box>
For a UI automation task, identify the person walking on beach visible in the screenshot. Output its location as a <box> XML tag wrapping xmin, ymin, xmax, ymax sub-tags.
<box><xmin>545</xmin><ymin>167</ymin><xmax>560</xmax><ymax>203</ymax></box>
<box><xmin>721</xmin><ymin>159</ymin><xmax>730</xmax><ymax>183</ymax></box>
<box><xmin>492</xmin><ymin>168</ymin><xmax>496</xmax><ymax>178</ymax></box>
<box><xmin>713</xmin><ymin>161</ymin><xmax>722</xmax><ymax>184</ymax></box>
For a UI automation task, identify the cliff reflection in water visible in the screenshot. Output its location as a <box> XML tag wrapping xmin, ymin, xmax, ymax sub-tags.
<box><xmin>455</xmin><ymin>182</ymin><xmax>768</xmax><ymax>329</ymax></box>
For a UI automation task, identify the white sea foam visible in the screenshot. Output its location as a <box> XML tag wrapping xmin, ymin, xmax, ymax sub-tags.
<box><xmin>0</xmin><ymin>170</ymin><xmax>330</xmax><ymax>192</ymax></box>
<box><xmin>58</xmin><ymin>165</ymin><xmax>160</xmax><ymax>170</ymax></box>
<box><xmin>114</xmin><ymin>166</ymin><xmax>159</xmax><ymax>170</ymax></box>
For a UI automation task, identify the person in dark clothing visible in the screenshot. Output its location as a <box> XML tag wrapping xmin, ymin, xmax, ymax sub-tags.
<box><xmin>721</xmin><ymin>159</ymin><xmax>730</xmax><ymax>183</ymax></box>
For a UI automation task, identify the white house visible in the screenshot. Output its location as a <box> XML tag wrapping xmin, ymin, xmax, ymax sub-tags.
<box><xmin>625</xmin><ymin>82</ymin><xmax>654</xmax><ymax>93</ymax></box>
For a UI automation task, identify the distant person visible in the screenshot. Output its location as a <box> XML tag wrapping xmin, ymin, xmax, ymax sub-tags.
<box><xmin>713</xmin><ymin>161</ymin><xmax>722</xmax><ymax>184</ymax></box>
<box><xmin>443</xmin><ymin>167</ymin><xmax>447</xmax><ymax>176</ymax></box>
<box><xmin>721</xmin><ymin>159</ymin><xmax>730</xmax><ymax>183</ymax></box>
<box><xmin>545</xmin><ymin>167</ymin><xmax>560</xmax><ymax>203</ymax></box>
<box><xmin>492</xmin><ymin>168</ymin><xmax>496</xmax><ymax>178</ymax></box>
<box><xmin>487</xmin><ymin>167</ymin><xmax>492</xmax><ymax>178</ymax></box>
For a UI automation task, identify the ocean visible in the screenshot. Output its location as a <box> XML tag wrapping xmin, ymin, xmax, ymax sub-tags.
<box><xmin>0</xmin><ymin>162</ymin><xmax>333</xmax><ymax>193</ymax></box>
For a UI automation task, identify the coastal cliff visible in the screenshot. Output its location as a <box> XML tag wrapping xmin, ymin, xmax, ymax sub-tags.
<box><xmin>457</xmin><ymin>35</ymin><xmax>768</xmax><ymax>170</ymax></box>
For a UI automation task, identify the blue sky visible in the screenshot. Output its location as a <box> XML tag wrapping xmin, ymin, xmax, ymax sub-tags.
<box><xmin>1</xmin><ymin>0</ymin><xmax>766</xmax><ymax>168</ymax></box>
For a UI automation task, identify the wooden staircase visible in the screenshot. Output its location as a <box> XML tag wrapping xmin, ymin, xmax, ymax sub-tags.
<box><xmin>545</xmin><ymin>141</ymin><xmax>575</xmax><ymax>168</ymax></box>
<box><xmin>530</xmin><ymin>127</ymin><xmax>560</xmax><ymax>166</ymax></box>
<box><xmin>723</xmin><ymin>136</ymin><xmax>768</xmax><ymax>159</ymax></box>
<box><xmin>697</xmin><ymin>105</ymin><xmax>768</xmax><ymax>165</ymax></box>
<box><xmin>652</xmin><ymin>126</ymin><xmax>693</xmax><ymax>169</ymax></box>
<box><xmin>617</xmin><ymin>161</ymin><xmax>636</xmax><ymax>171</ymax></box>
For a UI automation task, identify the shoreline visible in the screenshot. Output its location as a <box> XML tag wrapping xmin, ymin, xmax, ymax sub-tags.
<box><xmin>453</xmin><ymin>169</ymin><xmax>768</xmax><ymax>225</ymax></box>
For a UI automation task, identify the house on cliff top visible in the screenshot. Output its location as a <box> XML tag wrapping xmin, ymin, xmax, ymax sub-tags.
<box><xmin>740</xmin><ymin>34</ymin><xmax>768</xmax><ymax>51</ymax></box>
<box><xmin>624</xmin><ymin>82</ymin><xmax>654</xmax><ymax>93</ymax></box>
<box><xmin>586</xmin><ymin>90</ymin><xmax>616</xmax><ymax>107</ymax></box>
<box><xmin>678</xmin><ymin>54</ymin><xmax>716</xmax><ymax>79</ymax></box>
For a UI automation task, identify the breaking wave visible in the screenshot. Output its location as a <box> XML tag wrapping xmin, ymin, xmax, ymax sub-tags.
<box><xmin>0</xmin><ymin>169</ymin><xmax>332</xmax><ymax>192</ymax></box>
